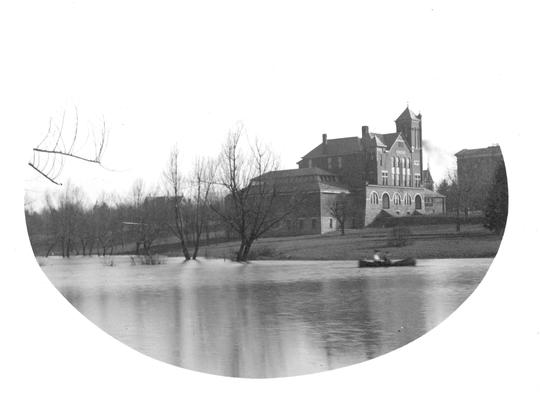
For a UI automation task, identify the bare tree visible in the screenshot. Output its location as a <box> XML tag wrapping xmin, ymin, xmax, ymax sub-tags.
<box><xmin>123</xmin><ymin>180</ymin><xmax>167</xmax><ymax>257</ymax></box>
<box><xmin>29</xmin><ymin>109</ymin><xmax>107</xmax><ymax>185</ymax></box>
<box><xmin>212</xmin><ymin>127</ymin><xmax>306</xmax><ymax>262</ymax></box>
<box><xmin>42</xmin><ymin>182</ymin><xmax>86</xmax><ymax>257</ymax></box>
<box><xmin>329</xmin><ymin>193</ymin><xmax>351</xmax><ymax>235</ymax></box>
<box><xmin>189</xmin><ymin>157</ymin><xmax>216</xmax><ymax>259</ymax></box>
<box><xmin>162</xmin><ymin>148</ymin><xmax>191</xmax><ymax>260</ymax></box>
<box><xmin>443</xmin><ymin>170</ymin><xmax>471</xmax><ymax>232</ymax></box>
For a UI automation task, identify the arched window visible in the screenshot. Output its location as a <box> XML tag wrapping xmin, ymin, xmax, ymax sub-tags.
<box><xmin>405</xmin><ymin>194</ymin><xmax>412</xmax><ymax>205</ymax></box>
<box><xmin>393</xmin><ymin>193</ymin><xmax>401</xmax><ymax>205</ymax></box>
<box><xmin>415</xmin><ymin>195</ymin><xmax>422</xmax><ymax>210</ymax></box>
<box><xmin>382</xmin><ymin>193</ymin><xmax>390</xmax><ymax>209</ymax></box>
<box><xmin>370</xmin><ymin>192</ymin><xmax>379</xmax><ymax>205</ymax></box>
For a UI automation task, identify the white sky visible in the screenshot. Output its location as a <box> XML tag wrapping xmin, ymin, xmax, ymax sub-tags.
<box><xmin>2</xmin><ymin>1</ymin><xmax>537</xmax><ymax>207</ymax></box>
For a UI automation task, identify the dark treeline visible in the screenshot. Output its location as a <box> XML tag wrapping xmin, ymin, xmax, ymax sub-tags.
<box><xmin>26</xmin><ymin>127</ymin><xmax>307</xmax><ymax>262</ymax></box>
<box><xmin>25</xmin><ymin>180</ymin><xmax>227</xmax><ymax>259</ymax></box>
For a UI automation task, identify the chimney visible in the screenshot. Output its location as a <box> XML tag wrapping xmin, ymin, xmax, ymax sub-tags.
<box><xmin>322</xmin><ymin>133</ymin><xmax>327</xmax><ymax>145</ymax></box>
<box><xmin>361</xmin><ymin>126</ymin><xmax>369</xmax><ymax>140</ymax></box>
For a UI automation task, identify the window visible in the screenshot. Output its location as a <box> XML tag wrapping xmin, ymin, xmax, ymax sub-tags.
<box><xmin>370</xmin><ymin>192</ymin><xmax>379</xmax><ymax>205</ymax></box>
<box><xmin>329</xmin><ymin>218</ymin><xmax>333</xmax><ymax>229</ymax></box>
<box><xmin>337</xmin><ymin>156</ymin><xmax>342</xmax><ymax>169</ymax></box>
<box><xmin>327</xmin><ymin>157</ymin><xmax>332</xmax><ymax>169</ymax></box>
<box><xmin>379</xmin><ymin>156</ymin><xmax>383</xmax><ymax>166</ymax></box>
<box><xmin>405</xmin><ymin>194</ymin><xmax>412</xmax><ymax>205</ymax></box>
<box><xmin>382</xmin><ymin>193</ymin><xmax>390</xmax><ymax>209</ymax></box>
<box><xmin>414</xmin><ymin>174</ymin><xmax>421</xmax><ymax>187</ymax></box>
<box><xmin>415</xmin><ymin>195</ymin><xmax>422</xmax><ymax>210</ymax></box>
<box><xmin>382</xmin><ymin>171</ymin><xmax>388</xmax><ymax>185</ymax></box>
<box><xmin>393</xmin><ymin>193</ymin><xmax>401</xmax><ymax>205</ymax></box>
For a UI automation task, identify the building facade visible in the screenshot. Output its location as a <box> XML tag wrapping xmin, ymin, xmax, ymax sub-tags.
<box><xmin>455</xmin><ymin>145</ymin><xmax>504</xmax><ymax>211</ymax></box>
<box><xmin>258</xmin><ymin>107</ymin><xmax>446</xmax><ymax>235</ymax></box>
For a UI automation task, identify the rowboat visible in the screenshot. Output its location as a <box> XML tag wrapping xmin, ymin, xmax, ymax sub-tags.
<box><xmin>358</xmin><ymin>257</ymin><xmax>416</xmax><ymax>268</ymax></box>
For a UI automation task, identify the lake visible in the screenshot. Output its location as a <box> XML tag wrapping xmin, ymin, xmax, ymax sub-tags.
<box><xmin>40</xmin><ymin>256</ymin><xmax>490</xmax><ymax>378</ymax></box>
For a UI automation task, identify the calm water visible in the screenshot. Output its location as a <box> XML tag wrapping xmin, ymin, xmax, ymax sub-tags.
<box><xmin>40</xmin><ymin>256</ymin><xmax>490</xmax><ymax>378</ymax></box>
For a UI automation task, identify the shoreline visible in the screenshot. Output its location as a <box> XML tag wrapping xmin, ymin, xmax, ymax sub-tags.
<box><xmin>35</xmin><ymin>223</ymin><xmax>503</xmax><ymax>263</ymax></box>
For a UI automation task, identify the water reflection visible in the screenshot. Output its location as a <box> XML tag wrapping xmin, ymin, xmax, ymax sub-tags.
<box><xmin>42</xmin><ymin>257</ymin><xmax>490</xmax><ymax>378</ymax></box>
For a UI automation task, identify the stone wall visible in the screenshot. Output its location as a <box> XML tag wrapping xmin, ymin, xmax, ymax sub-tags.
<box><xmin>364</xmin><ymin>185</ymin><xmax>427</xmax><ymax>226</ymax></box>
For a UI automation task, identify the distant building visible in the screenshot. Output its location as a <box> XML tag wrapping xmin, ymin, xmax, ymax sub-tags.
<box><xmin>256</xmin><ymin>107</ymin><xmax>446</xmax><ymax>235</ymax></box>
<box><xmin>455</xmin><ymin>145</ymin><xmax>504</xmax><ymax>211</ymax></box>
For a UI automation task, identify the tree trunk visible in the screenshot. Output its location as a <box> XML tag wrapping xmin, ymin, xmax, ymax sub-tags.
<box><xmin>236</xmin><ymin>241</ymin><xmax>246</xmax><ymax>262</ymax></box>
<box><xmin>46</xmin><ymin>241</ymin><xmax>57</xmax><ymax>257</ymax></box>
<box><xmin>80</xmin><ymin>239</ymin><xmax>87</xmax><ymax>256</ymax></box>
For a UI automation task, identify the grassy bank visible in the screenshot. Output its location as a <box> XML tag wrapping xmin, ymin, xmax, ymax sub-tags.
<box><xmin>157</xmin><ymin>223</ymin><xmax>502</xmax><ymax>260</ymax></box>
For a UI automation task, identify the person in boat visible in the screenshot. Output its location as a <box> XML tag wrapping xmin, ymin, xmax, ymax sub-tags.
<box><xmin>382</xmin><ymin>251</ymin><xmax>390</xmax><ymax>263</ymax></box>
<box><xmin>373</xmin><ymin>249</ymin><xmax>382</xmax><ymax>264</ymax></box>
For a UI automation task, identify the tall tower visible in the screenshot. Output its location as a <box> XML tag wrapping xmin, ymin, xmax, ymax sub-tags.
<box><xmin>395</xmin><ymin>106</ymin><xmax>423</xmax><ymax>183</ymax></box>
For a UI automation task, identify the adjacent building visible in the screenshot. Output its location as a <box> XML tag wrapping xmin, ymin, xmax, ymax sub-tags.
<box><xmin>455</xmin><ymin>145</ymin><xmax>504</xmax><ymax>211</ymax></box>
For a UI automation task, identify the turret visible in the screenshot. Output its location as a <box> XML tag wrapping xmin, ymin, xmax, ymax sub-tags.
<box><xmin>395</xmin><ymin>106</ymin><xmax>421</xmax><ymax>151</ymax></box>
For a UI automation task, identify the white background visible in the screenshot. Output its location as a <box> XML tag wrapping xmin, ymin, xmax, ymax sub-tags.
<box><xmin>1</xmin><ymin>1</ymin><xmax>539</xmax><ymax>399</ymax></box>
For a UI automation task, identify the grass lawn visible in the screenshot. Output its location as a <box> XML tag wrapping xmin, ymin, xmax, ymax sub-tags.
<box><xmin>159</xmin><ymin>223</ymin><xmax>502</xmax><ymax>260</ymax></box>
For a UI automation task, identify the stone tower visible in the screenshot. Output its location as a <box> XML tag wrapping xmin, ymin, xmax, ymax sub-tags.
<box><xmin>395</xmin><ymin>106</ymin><xmax>423</xmax><ymax>183</ymax></box>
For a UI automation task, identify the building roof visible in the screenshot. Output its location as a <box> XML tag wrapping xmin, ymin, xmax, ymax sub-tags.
<box><xmin>455</xmin><ymin>145</ymin><xmax>502</xmax><ymax>158</ymax></box>
<box><xmin>374</xmin><ymin>132</ymin><xmax>398</xmax><ymax>148</ymax></box>
<box><xmin>300</xmin><ymin>131</ymin><xmax>411</xmax><ymax>160</ymax></box>
<box><xmin>395</xmin><ymin>106</ymin><xmax>420</xmax><ymax>122</ymax></box>
<box><xmin>254</xmin><ymin>168</ymin><xmax>349</xmax><ymax>193</ymax></box>
<box><xmin>300</xmin><ymin>137</ymin><xmax>364</xmax><ymax>159</ymax></box>
<box><xmin>423</xmin><ymin>188</ymin><xmax>446</xmax><ymax>198</ymax></box>
<box><xmin>257</xmin><ymin>167</ymin><xmax>335</xmax><ymax>180</ymax></box>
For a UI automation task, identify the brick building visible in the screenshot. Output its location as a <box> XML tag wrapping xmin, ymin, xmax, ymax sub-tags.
<box><xmin>257</xmin><ymin>107</ymin><xmax>446</xmax><ymax>234</ymax></box>
<box><xmin>455</xmin><ymin>145</ymin><xmax>504</xmax><ymax>211</ymax></box>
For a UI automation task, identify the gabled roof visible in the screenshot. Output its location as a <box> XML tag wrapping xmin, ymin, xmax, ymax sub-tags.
<box><xmin>373</xmin><ymin>132</ymin><xmax>411</xmax><ymax>152</ymax></box>
<box><xmin>375</xmin><ymin>132</ymin><xmax>399</xmax><ymax>148</ymax></box>
<box><xmin>300</xmin><ymin>137</ymin><xmax>363</xmax><ymax>159</ymax></box>
<box><xmin>422</xmin><ymin>169</ymin><xmax>433</xmax><ymax>182</ymax></box>
<box><xmin>395</xmin><ymin>106</ymin><xmax>420</xmax><ymax>122</ymax></box>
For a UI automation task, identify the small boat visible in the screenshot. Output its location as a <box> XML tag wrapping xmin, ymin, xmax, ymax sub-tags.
<box><xmin>358</xmin><ymin>257</ymin><xmax>416</xmax><ymax>268</ymax></box>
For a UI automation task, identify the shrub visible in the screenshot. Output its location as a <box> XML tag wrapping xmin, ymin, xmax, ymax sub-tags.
<box><xmin>102</xmin><ymin>256</ymin><xmax>115</xmax><ymax>267</ymax></box>
<box><xmin>130</xmin><ymin>254</ymin><xmax>167</xmax><ymax>265</ymax></box>
<box><xmin>247</xmin><ymin>245</ymin><xmax>279</xmax><ymax>260</ymax></box>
